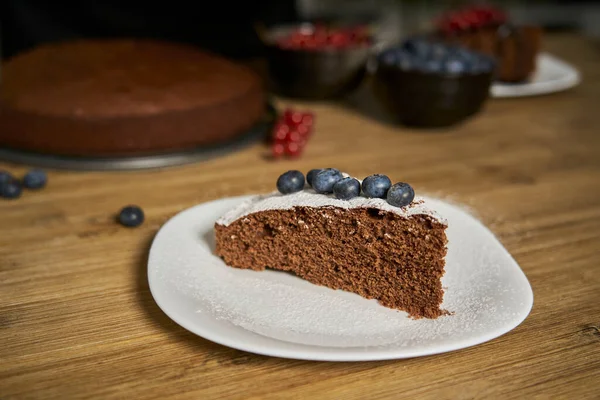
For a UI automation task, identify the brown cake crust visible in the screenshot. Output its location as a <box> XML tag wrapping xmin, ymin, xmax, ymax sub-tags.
<box><xmin>215</xmin><ymin>206</ymin><xmax>448</xmax><ymax>319</ymax></box>
<box><xmin>0</xmin><ymin>39</ymin><xmax>265</xmax><ymax>156</ymax></box>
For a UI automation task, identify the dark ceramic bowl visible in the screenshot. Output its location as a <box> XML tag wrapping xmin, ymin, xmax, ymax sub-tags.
<box><xmin>372</xmin><ymin>64</ymin><xmax>494</xmax><ymax>128</ymax></box>
<box><xmin>262</xmin><ymin>24</ymin><xmax>373</xmax><ymax>100</ymax></box>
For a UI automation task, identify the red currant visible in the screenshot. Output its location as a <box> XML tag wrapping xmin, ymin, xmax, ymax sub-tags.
<box><xmin>272</xmin><ymin>124</ymin><xmax>289</xmax><ymax>141</ymax></box>
<box><xmin>296</xmin><ymin>124</ymin><xmax>310</xmax><ymax>137</ymax></box>
<box><xmin>301</xmin><ymin>113</ymin><xmax>314</xmax><ymax>126</ymax></box>
<box><xmin>286</xmin><ymin>130</ymin><xmax>302</xmax><ymax>143</ymax></box>
<box><xmin>284</xmin><ymin>141</ymin><xmax>302</xmax><ymax>158</ymax></box>
<box><xmin>438</xmin><ymin>5</ymin><xmax>507</xmax><ymax>33</ymax></box>
<box><xmin>276</xmin><ymin>25</ymin><xmax>371</xmax><ymax>50</ymax></box>
<box><xmin>328</xmin><ymin>32</ymin><xmax>349</xmax><ymax>48</ymax></box>
<box><xmin>283</xmin><ymin>111</ymin><xmax>303</xmax><ymax>126</ymax></box>
<box><xmin>272</xmin><ymin>142</ymin><xmax>285</xmax><ymax>158</ymax></box>
<box><xmin>268</xmin><ymin>109</ymin><xmax>315</xmax><ymax>160</ymax></box>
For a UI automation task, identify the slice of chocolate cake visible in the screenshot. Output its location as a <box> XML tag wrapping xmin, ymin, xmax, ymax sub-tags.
<box><xmin>214</xmin><ymin>170</ymin><xmax>448</xmax><ymax>319</ymax></box>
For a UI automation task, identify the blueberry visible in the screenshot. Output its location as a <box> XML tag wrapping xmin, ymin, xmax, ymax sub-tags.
<box><xmin>118</xmin><ymin>205</ymin><xmax>145</xmax><ymax>227</ymax></box>
<box><xmin>381</xmin><ymin>51</ymin><xmax>396</xmax><ymax>66</ymax></box>
<box><xmin>397</xmin><ymin>53</ymin><xmax>415</xmax><ymax>71</ymax></box>
<box><xmin>277</xmin><ymin>170</ymin><xmax>305</xmax><ymax>194</ymax></box>
<box><xmin>430</xmin><ymin>43</ymin><xmax>449</xmax><ymax>60</ymax></box>
<box><xmin>387</xmin><ymin>182</ymin><xmax>415</xmax><ymax>208</ymax></box>
<box><xmin>362</xmin><ymin>174</ymin><xmax>392</xmax><ymax>198</ymax></box>
<box><xmin>423</xmin><ymin>59</ymin><xmax>443</xmax><ymax>73</ymax></box>
<box><xmin>312</xmin><ymin>168</ymin><xmax>343</xmax><ymax>194</ymax></box>
<box><xmin>402</xmin><ymin>38</ymin><xmax>431</xmax><ymax>58</ymax></box>
<box><xmin>22</xmin><ymin>169</ymin><xmax>47</xmax><ymax>190</ymax></box>
<box><xmin>0</xmin><ymin>180</ymin><xmax>23</xmax><ymax>200</ymax></box>
<box><xmin>306</xmin><ymin>169</ymin><xmax>324</xmax><ymax>188</ymax></box>
<box><xmin>333</xmin><ymin>177</ymin><xmax>360</xmax><ymax>200</ymax></box>
<box><xmin>452</xmin><ymin>47</ymin><xmax>477</xmax><ymax>63</ymax></box>
<box><xmin>444</xmin><ymin>58</ymin><xmax>468</xmax><ymax>75</ymax></box>
<box><xmin>0</xmin><ymin>170</ymin><xmax>13</xmax><ymax>184</ymax></box>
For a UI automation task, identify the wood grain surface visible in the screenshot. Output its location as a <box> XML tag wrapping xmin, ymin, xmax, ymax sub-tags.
<box><xmin>1</xmin><ymin>34</ymin><xmax>599</xmax><ymax>399</ymax></box>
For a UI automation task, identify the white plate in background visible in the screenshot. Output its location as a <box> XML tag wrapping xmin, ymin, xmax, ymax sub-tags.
<box><xmin>491</xmin><ymin>52</ymin><xmax>581</xmax><ymax>98</ymax></box>
<box><xmin>148</xmin><ymin>196</ymin><xmax>533</xmax><ymax>361</ymax></box>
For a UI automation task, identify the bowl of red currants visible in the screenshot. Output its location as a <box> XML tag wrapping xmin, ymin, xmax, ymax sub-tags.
<box><xmin>373</xmin><ymin>38</ymin><xmax>495</xmax><ymax>128</ymax></box>
<box><xmin>261</xmin><ymin>23</ymin><xmax>374</xmax><ymax>100</ymax></box>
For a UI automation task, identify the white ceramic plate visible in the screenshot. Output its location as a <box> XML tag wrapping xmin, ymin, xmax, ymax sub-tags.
<box><xmin>148</xmin><ymin>196</ymin><xmax>533</xmax><ymax>361</ymax></box>
<box><xmin>491</xmin><ymin>52</ymin><xmax>580</xmax><ymax>98</ymax></box>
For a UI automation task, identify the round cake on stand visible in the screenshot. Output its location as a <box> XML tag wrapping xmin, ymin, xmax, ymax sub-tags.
<box><xmin>0</xmin><ymin>39</ymin><xmax>273</xmax><ymax>170</ymax></box>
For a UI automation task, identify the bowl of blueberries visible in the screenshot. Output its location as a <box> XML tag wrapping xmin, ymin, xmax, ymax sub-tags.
<box><xmin>373</xmin><ymin>37</ymin><xmax>496</xmax><ymax>128</ymax></box>
<box><xmin>261</xmin><ymin>22</ymin><xmax>374</xmax><ymax>99</ymax></box>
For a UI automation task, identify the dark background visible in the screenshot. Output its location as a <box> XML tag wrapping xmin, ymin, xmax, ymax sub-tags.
<box><xmin>2</xmin><ymin>0</ymin><xmax>600</xmax><ymax>61</ymax></box>
<box><xmin>0</xmin><ymin>0</ymin><xmax>298</xmax><ymax>60</ymax></box>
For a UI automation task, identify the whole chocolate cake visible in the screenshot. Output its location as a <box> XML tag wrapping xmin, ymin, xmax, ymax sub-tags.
<box><xmin>0</xmin><ymin>39</ymin><xmax>266</xmax><ymax>156</ymax></box>
<box><xmin>215</xmin><ymin>170</ymin><xmax>448</xmax><ymax>319</ymax></box>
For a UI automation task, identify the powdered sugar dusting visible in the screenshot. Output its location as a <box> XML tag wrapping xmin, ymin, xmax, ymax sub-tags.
<box><xmin>149</xmin><ymin>195</ymin><xmax>533</xmax><ymax>351</ymax></box>
<box><xmin>216</xmin><ymin>190</ymin><xmax>446</xmax><ymax>227</ymax></box>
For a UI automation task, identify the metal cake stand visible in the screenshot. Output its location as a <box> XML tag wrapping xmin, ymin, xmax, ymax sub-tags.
<box><xmin>0</xmin><ymin>105</ymin><xmax>276</xmax><ymax>171</ymax></box>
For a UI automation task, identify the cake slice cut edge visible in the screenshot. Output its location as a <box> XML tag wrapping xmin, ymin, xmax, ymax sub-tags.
<box><xmin>214</xmin><ymin>191</ymin><xmax>449</xmax><ymax>319</ymax></box>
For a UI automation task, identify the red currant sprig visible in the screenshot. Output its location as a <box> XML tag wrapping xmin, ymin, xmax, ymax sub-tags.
<box><xmin>270</xmin><ymin>109</ymin><xmax>315</xmax><ymax>159</ymax></box>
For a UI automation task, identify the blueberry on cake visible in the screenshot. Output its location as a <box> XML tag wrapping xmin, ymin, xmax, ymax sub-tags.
<box><xmin>215</xmin><ymin>169</ymin><xmax>448</xmax><ymax>319</ymax></box>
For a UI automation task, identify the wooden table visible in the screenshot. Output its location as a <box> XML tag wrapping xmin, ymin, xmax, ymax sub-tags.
<box><xmin>1</xmin><ymin>34</ymin><xmax>599</xmax><ymax>399</ymax></box>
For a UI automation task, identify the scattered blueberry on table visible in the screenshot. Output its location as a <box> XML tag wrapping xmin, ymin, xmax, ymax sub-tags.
<box><xmin>118</xmin><ymin>206</ymin><xmax>145</xmax><ymax>228</ymax></box>
<box><xmin>23</xmin><ymin>169</ymin><xmax>48</xmax><ymax>189</ymax></box>
<box><xmin>306</xmin><ymin>168</ymin><xmax>324</xmax><ymax>188</ymax></box>
<box><xmin>277</xmin><ymin>170</ymin><xmax>306</xmax><ymax>194</ymax></box>
<box><xmin>0</xmin><ymin>168</ymin><xmax>50</xmax><ymax>200</ymax></box>
<box><xmin>362</xmin><ymin>174</ymin><xmax>392</xmax><ymax>199</ymax></box>
<box><xmin>380</xmin><ymin>38</ymin><xmax>495</xmax><ymax>76</ymax></box>
<box><xmin>387</xmin><ymin>182</ymin><xmax>415</xmax><ymax>208</ymax></box>
<box><xmin>312</xmin><ymin>168</ymin><xmax>343</xmax><ymax>194</ymax></box>
<box><xmin>333</xmin><ymin>177</ymin><xmax>361</xmax><ymax>200</ymax></box>
<box><xmin>0</xmin><ymin>168</ymin><xmax>153</xmax><ymax>227</ymax></box>
<box><xmin>0</xmin><ymin>179</ymin><xmax>23</xmax><ymax>200</ymax></box>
